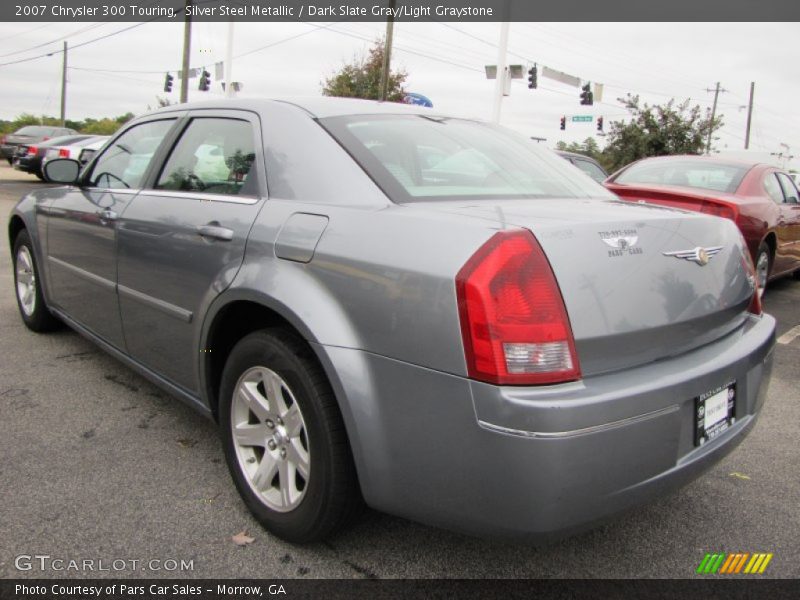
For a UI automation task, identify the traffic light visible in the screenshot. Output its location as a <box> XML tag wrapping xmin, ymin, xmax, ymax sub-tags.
<box><xmin>527</xmin><ymin>65</ymin><xmax>537</xmax><ymax>89</ymax></box>
<box><xmin>580</xmin><ymin>83</ymin><xmax>593</xmax><ymax>106</ymax></box>
<box><xmin>560</xmin><ymin>116</ymin><xmax>566</xmax><ymax>131</ymax></box>
<box><xmin>163</xmin><ymin>72</ymin><xmax>174</xmax><ymax>93</ymax></box>
<box><xmin>198</xmin><ymin>69</ymin><xmax>211</xmax><ymax>92</ymax></box>
<box><xmin>597</xmin><ymin>116</ymin><xmax>604</xmax><ymax>132</ymax></box>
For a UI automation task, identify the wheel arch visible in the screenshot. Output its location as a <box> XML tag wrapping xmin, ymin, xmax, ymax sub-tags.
<box><xmin>8</xmin><ymin>214</ymin><xmax>26</xmax><ymax>253</ymax></box>
<box><xmin>200</xmin><ymin>290</ymin><xmax>370</xmax><ymax>498</ymax></box>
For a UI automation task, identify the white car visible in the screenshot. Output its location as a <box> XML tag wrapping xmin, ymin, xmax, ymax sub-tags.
<box><xmin>42</xmin><ymin>136</ymin><xmax>109</xmax><ymax>173</ymax></box>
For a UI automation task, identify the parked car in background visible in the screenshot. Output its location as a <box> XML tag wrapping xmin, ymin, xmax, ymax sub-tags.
<box><xmin>41</xmin><ymin>136</ymin><xmax>109</xmax><ymax>175</ymax></box>
<box><xmin>556</xmin><ymin>150</ymin><xmax>608</xmax><ymax>183</ymax></box>
<box><xmin>10</xmin><ymin>98</ymin><xmax>774</xmax><ymax>543</ymax></box>
<box><xmin>76</xmin><ymin>137</ymin><xmax>111</xmax><ymax>167</ymax></box>
<box><xmin>605</xmin><ymin>155</ymin><xmax>800</xmax><ymax>293</ymax></box>
<box><xmin>12</xmin><ymin>135</ymin><xmax>94</xmax><ymax>179</ymax></box>
<box><xmin>1</xmin><ymin>125</ymin><xmax>77</xmax><ymax>165</ymax></box>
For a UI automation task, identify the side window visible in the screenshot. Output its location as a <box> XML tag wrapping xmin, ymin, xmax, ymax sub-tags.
<box><xmin>88</xmin><ymin>119</ymin><xmax>174</xmax><ymax>190</ymax></box>
<box><xmin>776</xmin><ymin>173</ymin><xmax>799</xmax><ymax>203</ymax></box>
<box><xmin>763</xmin><ymin>173</ymin><xmax>784</xmax><ymax>204</ymax></box>
<box><xmin>155</xmin><ymin>118</ymin><xmax>257</xmax><ymax>196</ymax></box>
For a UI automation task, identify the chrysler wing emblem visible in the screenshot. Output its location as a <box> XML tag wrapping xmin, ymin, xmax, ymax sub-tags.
<box><xmin>662</xmin><ymin>246</ymin><xmax>723</xmax><ymax>266</ymax></box>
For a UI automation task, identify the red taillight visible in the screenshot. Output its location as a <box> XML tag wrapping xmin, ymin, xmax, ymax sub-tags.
<box><xmin>58</xmin><ymin>148</ymin><xmax>70</xmax><ymax>158</ymax></box>
<box><xmin>27</xmin><ymin>146</ymin><xmax>38</xmax><ymax>156</ymax></box>
<box><xmin>740</xmin><ymin>248</ymin><xmax>762</xmax><ymax>316</ymax></box>
<box><xmin>456</xmin><ymin>230</ymin><xmax>581</xmax><ymax>385</ymax></box>
<box><xmin>700</xmin><ymin>200</ymin><xmax>738</xmax><ymax>221</ymax></box>
<box><xmin>0</xmin><ymin>135</ymin><xmax>6</xmax><ymax>145</ymax></box>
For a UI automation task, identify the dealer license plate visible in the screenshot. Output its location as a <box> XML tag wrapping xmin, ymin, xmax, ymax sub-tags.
<box><xmin>695</xmin><ymin>382</ymin><xmax>736</xmax><ymax>446</ymax></box>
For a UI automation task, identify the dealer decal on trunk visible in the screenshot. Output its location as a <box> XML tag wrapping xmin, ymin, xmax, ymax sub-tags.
<box><xmin>599</xmin><ymin>229</ymin><xmax>643</xmax><ymax>257</ymax></box>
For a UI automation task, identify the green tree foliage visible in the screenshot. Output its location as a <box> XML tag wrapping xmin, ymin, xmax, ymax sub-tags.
<box><xmin>556</xmin><ymin>137</ymin><xmax>603</xmax><ymax>162</ymax></box>
<box><xmin>0</xmin><ymin>112</ymin><xmax>135</xmax><ymax>136</ymax></box>
<box><xmin>322</xmin><ymin>38</ymin><xmax>408</xmax><ymax>102</ymax></box>
<box><xmin>600</xmin><ymin>94</ymin><xmax>723</xmax><ymax>171</ymax></box>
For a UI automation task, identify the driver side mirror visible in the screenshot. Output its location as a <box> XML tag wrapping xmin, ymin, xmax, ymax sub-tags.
<box><xmin>43</xmin><ymin>158</ymin><xmax>81</xmax><ymax>184</ymax></box>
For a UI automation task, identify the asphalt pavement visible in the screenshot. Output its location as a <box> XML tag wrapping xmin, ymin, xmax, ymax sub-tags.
<box><xmin>1</xmin><ymin>162</ymin><xmax>799</xmax><ymax>579</ymax></box>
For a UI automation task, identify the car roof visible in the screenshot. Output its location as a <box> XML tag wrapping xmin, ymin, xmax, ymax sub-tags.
<box><xmin>147</xmin><ymin>96</ymin><xmax>444</xmax><ymax>119</ymax></box>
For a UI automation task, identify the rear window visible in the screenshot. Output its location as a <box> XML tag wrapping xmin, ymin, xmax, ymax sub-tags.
<box><xmin>615</xmin><ymin>159</ymin><xmax>750</xmax><ymax>193</ymax></box>
<box><xmin>321</xmin><ymin>115</ymin><xmax>614</xmax><ymax>203</ymax></box>
<box><xmin>14</xmin><ymin>126</ymin><xmax>55</xmax><ymax>136</ymax></box>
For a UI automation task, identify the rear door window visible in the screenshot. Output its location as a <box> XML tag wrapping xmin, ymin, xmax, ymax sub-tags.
<box><xmin>776</xmin><ymin>172</ymin><xmax>799</xmax><ymax>203</ymax></box>
<box><xmin>155</xmin><ymin>118</ymin><xmax>257</xmax><ymax>196</ymax></box>
<box><xmin>763</xmin><ymin>173</ymin><xmax>785</xmax><ymax>204</ymax></box>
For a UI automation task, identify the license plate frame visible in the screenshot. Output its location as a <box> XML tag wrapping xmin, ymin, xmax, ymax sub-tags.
<box><xmin>695</xmin><ymin>381</ymin><xmax>736</xmax><ymax>446</ymax></box>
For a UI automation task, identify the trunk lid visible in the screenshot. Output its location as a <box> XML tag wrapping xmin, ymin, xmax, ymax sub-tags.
<box><xmin>419</xmin><ymin>197</ymin><xmax>756</xmax><ymax>376</ymax></box>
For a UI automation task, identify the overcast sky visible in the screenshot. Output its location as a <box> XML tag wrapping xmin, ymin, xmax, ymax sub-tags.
<box><xmin>1</xmin><ymin>20</ymin><xmax>799</xmax><ymax>170</ymax></box>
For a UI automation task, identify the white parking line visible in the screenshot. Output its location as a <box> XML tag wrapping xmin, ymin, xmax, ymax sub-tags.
<box><xmin>777</xmin><ymin>325</ymin><xmax>800</xmax><ymax>345</ymax></box>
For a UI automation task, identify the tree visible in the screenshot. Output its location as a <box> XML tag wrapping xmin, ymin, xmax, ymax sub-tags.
<box><xmin>556</xmin><ymin>137</ymin><xmax>603</xmax><ymax>162</ymax></box>
<box><xmin>600</xmin><ymin>94</ymin><xmax>723</xmax><ymax>171</ymax></box>
<box><xmin>322</xmin><ymin>38</ymin><xmax>408</xmax><ymax>102</ymax></box>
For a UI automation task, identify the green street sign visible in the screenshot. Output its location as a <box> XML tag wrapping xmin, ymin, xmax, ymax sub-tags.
<box><xmin>571</xmin><ymin>116</ymin><xmax>593</xmax><ymax>122</ymax></box>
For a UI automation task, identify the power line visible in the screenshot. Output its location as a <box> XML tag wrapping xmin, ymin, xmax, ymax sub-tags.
<box><xmin>0</xmin><ymin>21</ymin><xmax>154</xmax><ymax>68</ymax></box>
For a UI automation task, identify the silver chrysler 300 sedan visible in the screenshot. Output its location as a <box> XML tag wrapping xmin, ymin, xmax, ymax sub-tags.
<box><xmin>9</xmin><ymin>98</ymin><xmax>775</xmax><ymax>542</ymax></box>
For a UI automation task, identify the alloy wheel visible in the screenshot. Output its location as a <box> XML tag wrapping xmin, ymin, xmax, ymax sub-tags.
<box><xmin>230</xmin><ymin>366</ymin><xmax>310</xmax><ymax>512</ymax></box>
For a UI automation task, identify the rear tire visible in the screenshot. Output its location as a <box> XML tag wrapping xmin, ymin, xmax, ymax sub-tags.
<box><xmin>13</xmin><ymin>230</ymin><xmax>60</xmax><ymax>332</ymax></box>
<box><xmin>219</xmin><ymin>329</ymin><xmax>362</xmax><ymax>543</ymax></box>
<box><xmin>755</xmin><ymin>242</ymin><xmax>770</xmax><ymax>297</ymax></box>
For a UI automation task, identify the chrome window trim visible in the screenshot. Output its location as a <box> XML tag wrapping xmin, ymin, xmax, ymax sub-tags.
<box><xmin>80</xmin><ymin>187</ymin><xmax>142</xmax><ymax>196</ymax></box>
<box><xmin>139</xmin><ymin>189</ymin><xmax>262</xmax><ymax>205</ymax></box>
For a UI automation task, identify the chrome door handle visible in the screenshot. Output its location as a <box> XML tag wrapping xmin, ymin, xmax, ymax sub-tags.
<box><xmin>196</xmin><ymin>223</ymin><xmax>233</xmax><ymax>241</ymax></box>
<box><xmin>97</xmin><ymin>209</ymin><xmax>118</xmax><ymax>221</ymax></box>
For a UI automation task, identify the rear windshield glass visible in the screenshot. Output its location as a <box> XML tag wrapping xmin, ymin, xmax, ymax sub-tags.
<box><xmin>14</xmin><ymin>126</ymin><xmax>55</xmax><ymax>136</ymax></box>
<box><xmin>321</xmin><ymin>114</ymin><xmax>614</xmax><ymax>203</ymax></box>
<box><xmin>614</xmin><ymin>159</ymin><xmax>750</xmax><ymax>194</ymax></box>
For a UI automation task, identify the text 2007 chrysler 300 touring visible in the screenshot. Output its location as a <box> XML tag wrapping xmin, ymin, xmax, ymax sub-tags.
<box><xmin>9</xmin><ymin>98</ymin><xmax>775</xmax><ymax>542</ymax></box>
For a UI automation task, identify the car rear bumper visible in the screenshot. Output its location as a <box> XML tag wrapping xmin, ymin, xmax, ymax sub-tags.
<box><xmin>1</xmin><ymin>145</ymin><xmax>17</xmax><ymax>160</ymax></box>
<box><xmin>315</xmin><ymin>313</ymin><xmax>775</xmax><ymax>540</ymax></box>
<box><xmin>13</xmin><ymin>155</ymin><xmax>41</xmax><ymax>173</ymax></box>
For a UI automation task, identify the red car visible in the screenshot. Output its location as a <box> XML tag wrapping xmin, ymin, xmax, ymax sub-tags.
<box><xmin>605</xmin><ymin>155</ymin><xmax>800</xmax><ymax>292</ymax></box>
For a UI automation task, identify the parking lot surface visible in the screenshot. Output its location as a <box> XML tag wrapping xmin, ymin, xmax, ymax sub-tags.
<box><xmin>1</xmin><ymin>162</ymin><xmax>799</xmax><ymax>579</ymax></box>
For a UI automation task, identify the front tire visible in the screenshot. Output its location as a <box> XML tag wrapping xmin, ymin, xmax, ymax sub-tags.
<box><xmin>219</xmin><ymin>329</ymin><xmax>362</xmax><ymax>542</ymax></box>
<box><xmin>13</xmin><ymin>230</ymin><xmax>60</xmax><ymax>332</ymax></box>
<box><xmin>755</xmin><ymin>242</ymin><xmax>770</xmax><ymax>297</ymax></box>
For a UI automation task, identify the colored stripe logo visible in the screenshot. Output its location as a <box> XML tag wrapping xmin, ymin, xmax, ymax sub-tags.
<box><xmin>696</xmin><ymin>552</ymin><xmax>773</xmax><ymax>574</ymax></box>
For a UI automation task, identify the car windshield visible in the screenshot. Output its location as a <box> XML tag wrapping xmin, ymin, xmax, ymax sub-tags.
<box><xmin>614</xmin><ymin>159</ymin><xmax>750</xmax><ymax>194</ymax></box>
<box><xmin>321</xmin><ymin>114</ymin><xmax>615</xmax><ymax>202</ymax></box>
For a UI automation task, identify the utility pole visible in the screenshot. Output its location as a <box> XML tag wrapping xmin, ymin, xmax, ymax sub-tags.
<box><xmin>744</xmin><ymin>81</ymin><xmax>755</xmax><ymax>150</ymax></box>
<box><xmin>224</xmin><ymin>21</ymin><xmax>234</xmax><ymax>98</ymax></box>
<box><xmin>180</xmin><ymin>0</ymin><xmax>192</xmax><ymax>103</ymax></box>
<box><xmin>705</xmin><ymin>81</ymin><xmax>726</xmax><ymax>155</ymax></box>
<box><xmin>491</xmin><ymin>21</ymin><xmax>509</xmax><ymax>123</ymax></box>
<box><xmin>60</xmin><ymin>41</ymin><xmax>67</xmax><ymax>126</ymax></box>
<box><xmin>378</xmin><ymin>0</ymin><xmax>396</xmax><ymax>102</ymax></box>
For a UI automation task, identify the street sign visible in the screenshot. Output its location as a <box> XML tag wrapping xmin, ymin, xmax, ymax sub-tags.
<box><xmin>571</xmin><ymin>116</ymin><xmax>593</xmax><ymax>122</ymax></box>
